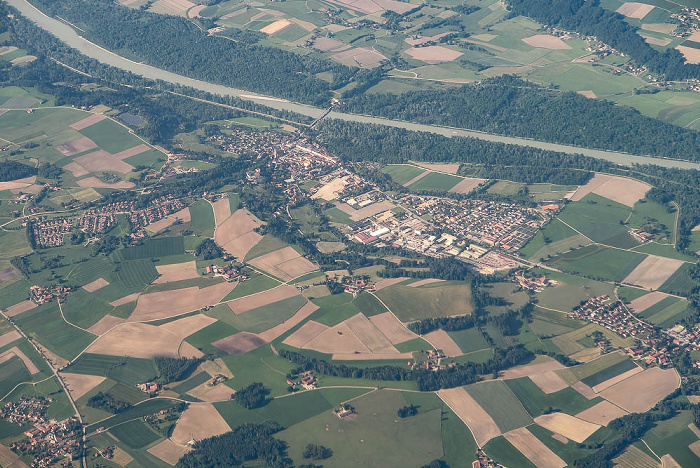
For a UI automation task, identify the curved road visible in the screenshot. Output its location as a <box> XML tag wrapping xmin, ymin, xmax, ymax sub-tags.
<box><xmin>6</xmin><ymin>0</ymin><xmax>700</xmax><ymax>170</ymax></box>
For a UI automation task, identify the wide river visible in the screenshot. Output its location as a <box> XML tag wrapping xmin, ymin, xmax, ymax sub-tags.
<box><xmin>7</xmin><ymin>0</ymin><xmax>700</xmax><ymax>170</ymax></box>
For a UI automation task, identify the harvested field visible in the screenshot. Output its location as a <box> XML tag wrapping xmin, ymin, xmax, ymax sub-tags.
<box><xmin>0</xmin><ymin>176</ymin><xmax>36</xmax><ymax>191</ymax></box>
<box><xmin>145</xmin><ymin>207</ymin><xmax>191</xmax><ymax>233</ymax></box>
<box><xmin>570</xmin><ymin>174</ymin><xmax>650</xmax><ymax>207</ymax></box>
<box><xmin>575</xmin><ymin>400</ymin><xmax>628</xmax><ymax>426</ymax></box>
<box><xmin>630</xmin><ymin>291</ymin><xmax>669</xmax><ymax>313</ymax></box>
<box><xmin>4</xmin><ymin>300</ymin><xmax>37</xmax><ymax>317</ymax></box>
<box><xmin>76</xmin><ymin>177</ymin><xmax>135</xmax><ymax>189</ymax></box>
<box><xmin>331</xmin><ymin>47</ymin><xmax>386</xmax><ymax>68</ymax></box>
<box><xmin>368</xmin><ymin>312</ymin><xmax>416</xmax><ymax>344</ymax></box>
<box><xmin>523</xmin><ymin>34</ymin><xmax>571</xmax><ymax>49</ymax></box>
<box><xmin>616</xmin><ymin>2</ymin><xmax>655</xmax><ymax>19</ymax></box>
<box><xmin>312</xmin><ymin>176</ymin><xmax>350</xmax><ymax>200</ymax></box>
<box><xmin>87</xmin><ymin>315</ymin><xmax>125</xmax><ymax>335</ymax></box>
<box><xmin>345</xmin><ymin>313</ymin><xmax>395</xmax><ymax>353</ymax></box>
<box><xmin>500</xmin><ymin>356</ymin><xmax>565</xmax><ymax>379</ymax></box>
<box><xmin>313</xmin><ymin>37</ymin><xmax>348</xmax><ymax>52</ymax></box>
<box><xmin>591</xmin><ymin>366</ymin><xmax>643</xmax><ymax>393</ymax></box>
<box><xmin>257</xmin><ymin>301</ymin><xmax>319</xmax><ymax>342</ymax></box>
<box><xmin>260</xmin><ymin>19</ymin><xmax>291</xmax><ymax>34</ymax></box>
<box><xmin>227</xmin><ymin>284</ymin><xmax>299</xmax><ymax>314</ymax></box>
<box><xmin>55</xmin><ymin>137</ymin><xmax>97</xmax><ymax>156</ymax></box>
<box><xmin>405</xmin><ymin>46</ymin><xmax>463</xmax><ymax>64</ymax></box>
<box><xmin>302</xmin><ymin>321</ymin><xmax>371</xmax><ymax>354</ymax></box>
<box><xmin>642</xmin><ymin>23</ymin><xmax>677</xmax><ymax>34</ymax></box>
<box><xmin>69</xmin><ymin>113</ymin><xmax>106</xmax><ymax>130</ymax></box>
<box><xmin>247</xmin><ymin>246</ymin><xmax>317</xmax><ymax>282</ymax></box>
<box><xmin>645</xmin><ymin>36</ymin><xmax>671</xmax><ymax>46</ymax></box>
<box><xmin>534</xmin><ymin>413</ymin><xmax>601</xmax><ymax>443</ymax></box>
<box><xmin>214</xmin><ymin>209</ymin><xmax>262</xmax><ymax>259</ymax></box>
<box><xmin>402</xmin><ymin>171</ymin><xmax>430</xmax><ymax>187</ymax></box>
<box><xmin>60</xmin><ymin>372</ymin><xmax>106</xmax><ymax>400</ymax></box>
<box><xmin>412</xmin><ymin>162</ymin><xmax>460</xmax><ymax>174</ymax></box>
<box><xmin>333</xmin><ymin>351</ymin><xmax>412</xmax><ymax>360</ymax></box>
<box><xmin>113</xmin><ymin>144</ymin><xmax>150</xmax><ymax>160</ymax></box>
<box><xmin>0</xmin><ymin>330</ymin><xmax>20</xmax><ymax>348</ymax></box>
<box><xmin>154</xmin><ymin>261</ymin><xmax>199</xmax><ymax>284</ymax></box>
<box><xmin>504</xmin><ymin>427</ymin><xmax>566</xmax><ymax>468</ymax></box>
<box><xmin>530</xmin><ymin>371</ymin><xmax>569</xmax><ymax>394</ymax></box>
<box><xmin>109</xmin><ymin>293</ymin><xmax>140</xmax><ymax>307</ymax></box>
<box><xmin>189</xmin><ymin>382</ymin><xmax>234</xmax><ymax>402</ymax></box>
<box><xmin>171</xmin><ymin>403</ymin><xmax>231</xmax><ymax>445</ymax></box>
<box><xmin>660</xmin><ymin>454</ymin><xmax>681</xmax><ymax>467</ymax></box>
<box><xmin>0</xmin><ymin>444</ymin><xmax>28</xmax><ymax>468</ymax></box>
<box><xmin>0</xmin><ymin>267</ymin><xmax>19</xmax><ymax>286</ymax></box>
<box><xmin>82</xmin><ymin>277</ymin><xmax>109</xmax><ymax>292</ymax></box>
<box><xmin>147</xmin><ymin>439</ymin><xmax>190</xmax><ymax>466</ymax></box>
<box><xmin>408</xmin><ymin>279</ymin><xmax>444</xmax><ymax>288</ymax></box>
<box><xmin>282</xmin><ymin>320</ymin><xmax>329</xmax><ymax>348</ymax></box>
<box><xmin>571</xmin><ymin>381</ymin><xmax>597</xmax><ymax>399</ymax></box>
<box><xmin>449</xmin><ymin>177</ymin><xmax>486</xmax><ymax>194</ymax></box>
<box><xmin>578</xmin><ymin>90</ymin><xmax>597</xmax><ymax>99</ymax></box>
<box><xmin>212</xmin><ymin>198</ymin><xmax>231</xmax><ymax>226</ymax></box>
<box><xmin>423</xmin><ymin>329</ymin><xmax>462</xmax><ymax>357</ymax></box>
<box><xmin>86</xmin><ymin>315</ymin><xmax>216</xmax><ymax>358</ymax></box>
<box><xmin>212</xmin><ymin>332</ymin><xmax>267</xmax><ymax>354</ymax></box>
<box><xmin>438</xmin><ymin>387</ymin><xmax>500</xmax><ymax>446</ymax></box>
<box><xmin>600</xmin><ymin>367</ymin><xmax>680</xmax><ymax>413</ymax></box>
<box><xmin>614</xmin><ymin>445</ymin><xmax>661</xmax><ymax>468</ymax></box>
<box><xmin>623</xmin><ymin>255</ymin><xmax>684</xmax><ymax>290</ymax></box>
<box><xmin>63</xmin><ymin>162</ymin><xmax>90</xmax><ymax>177</ymax></box>
<box><xmin>129</xmin><ymin>281</ymin><xmax>236</xmax><ymax>322</ymax></box>
<box><xmin>335</xmin><ymin>200</ymin><xmax>396</xmax><ymax>221</ymax></box>
<box><xmin>74</xmin><ymin>150</ymin><xmax>135</xmax><ymax>174</ymax></box>
<box><xmin>374</xmin><ymin>277</ymin><xmax>408</xmax><ymax>291</ymax></box>
<box><xmin>0</xmin><ymin>346</ymin><xmax>39</xmax><ymax>374</ymax></box>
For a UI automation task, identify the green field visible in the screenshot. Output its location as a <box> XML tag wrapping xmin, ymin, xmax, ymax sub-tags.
<box><xmin>188</xmin><ymin>199</ymin><xmax>215</xmax><ymax>236</ymax></box>
<box><xmin>352</xmin><ymin>293</ymin><xmax>388</xmax><ymax>317</ymax></box>
<box><xmin>0</xmin><ymin>356</ymin><xmax>31</xmax><ymax>399</ymax></box>
<box><xmin>464</xmin><ymin>380</ymin><xmax>533</xmax><ymax>432</ymax></box>
<box><xmin>568</xmin><ymin>352</ymin><xmax>629</xmax><ymax>381</ymax></box>
<box><xmin>580</xmin><ymin>359</ymin><xmax>639</xmax><ymax>387</ymax></box>
<box><xmin>447</xmin><ymin>327</ymin><xmax>490</xmax><ymax>353</ymax></box>
<box><xmin>531</xmin><ymin>269</ymin><xmax>617</xmax><ymax>312</ymax></box>
<box><xmin>407</xmin><ymin>172</ymin><xmax>462</xmax><ymax>192</ymax></box>
<box><xmin>66</xmin><ymin>354</ymin><xmax>158</xmax><ymax>386</ymax></box>
<box><xmin>617</xmin><ymin>286</ymin><xmax>648</xmax><ymax>303</ymax></box>
<box><xmin>109</xmin><ymin>420</ymin><xmax>162</xmax><ymax>449</ymax></box>
<box><xmin>275</xmin><ymin>389</ymin><xmax>446</xmax><ymax>468</ymax></box>
<box><xmin>116</xmin><ymin>237</ymin><xmax>185</xmax><ymax>261</ymax></box>
<box><xmin>551</xmin><ymin>324</ymin><xmax>634</xmax><ymax>357</ymax></box>
<box><xmin>504</xmin><ymin>377</ymin><xmax>602</xmax><ymax>417</ymax></box>
<box><xmin>86</xmin><ymin>399</ymin><xmax>177</xmax><ymax>433</ymax></box>
<box><xmin>171</xmin><ymin>371</ymin><xmax>211</xmax><ymax>394</ymax></box>
<box><xmin>381</xmin><ymin>164</ymin><xmax>426</xmax><ymax>184</ymax></box>
<box><xmin>14</xmin><ymin>303</ymin><xmax>96</xmax><ymax>361</ymax></box>
<box><xmin>546</xmin><ymin>245</ymin><xmax>646</xmax><ymax>283</ymax></box>
<box><xmin>221</xmin><ymin>346</ymin><xmax>296</xmax><ymax>397</ymax></box>
<box><xmin>520</xmin><ymin>218</ymin><xmax>582</xmax><ymax>260</ymax></box>
<box><xmin>375</xmin><ymin>283</ymin><xmax>472</xmax><ymax>322</ymax></box>
<box><xmin>243</xmin><ymin>235</ymin><xmax>288</xmax><ymax>261</ymax></box>
<box><xmin>78</xmin><ymin>118</ymin><xmax>144</xmax><ymax>154</ymax></box>
<box><xmin>308</xmin><ymin>293</ymin><xmax>365</xmax><ymax>327</ymax></box>
<box><xmin>61</xmin><ymin>289</ymin><xmax>113</xmax><ymax>329</ymax></box>
<box><xmin>221</xmin><ymin>273</ymin><xmax>281</xmax><ymax>301</ymax></box>
<box><xmin>660</xmin><ymin>262</ymin><xmax>697</xmax><ymax>296</ymax></box>
<box><xmin>185</xmin><ymin>320</ymin><xmax>240</xmax><ymax>355</ymax></box>
<box><xmin>484</xmin><ymin>436</ymin><xmax>537</xmax><ymax>468</ymax></box>
<box><xmin>218</xmin><ymin>295</ymin><xmax>307</xmax><ymax>333</ymax></box>
<box><xmin>558</xmin><ymin>194</ymin><xmax>638</xmax><ymax>248</ymax></box>
<box><xmin>643</xmin><ymin>410</ymin><xmax>700</xmax><ymax>468</ymax></box>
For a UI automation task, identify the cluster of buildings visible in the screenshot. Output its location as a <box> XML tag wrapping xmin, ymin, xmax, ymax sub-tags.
<box><xmin>31</xmin><ymin>217</ymin><xmax>73</xmax><ymax>248</ymax></box>
<box><xmin>29</xmin><ymin>284</ymin><xmax>71</xmax><ymax>305</ymax></box>
<box><xmin>407</xmin><ymin>349</ymin><xmax>457</xmax><ymax>371</ymax></box>
<box><xmin>2</xmin><ymin>397</ymin><xmax>81</xmax><ymax>467</ymax></box>
<box><xmin>568</xmin><ymin>296</ymin><xmax>653</xmax><ymax>340</ymax></box>
<box><xmin>129</xmin><ymin>195</ymin><xmax>185</xmax><ymax>231</ymax></box>
<box><xmin>78</xmin><ymin>210</ymin><xmax>115</xmax><ymax>234</ymax></box>
<box><xmin>203</xmin><ymin>263</ymin><xmax>247</xmax><ymax>282</ymax></box>
<box><xmin>474</xmin><ymin>449</ymin><xmax>505</xmax><ymax>468</ymax></box>
<box><xmin>671</xmin><ymin>8</ymin><xmax>700</xmax><ymax>37</ymax></box>
<box><xmin>309</xmin><ymin>169</ymin><xmax>370</xmax><ymax>201</ymax></box>
<box><xmin>325</xmin><ymin>273</ymin><xmax>375</xmax><ymax>295</ymax></box>
<box><xmin>286</xmin><ymin>370</ymin><xmax>318</xmax><ymax>390</ymax></box>
<box><xmin>136</xmin><ymin>382</ymin><xmax>160</xmax><ymax>395</ymax></box>
<box><xmin>629</xmin><ymin>228</ymin><xmax>655</xmax><ymax>243</ymax></box>
<box><xmin>514</xmin><ymin>270</ymin><xmax>558</xmax><ymax>293</ymax></box>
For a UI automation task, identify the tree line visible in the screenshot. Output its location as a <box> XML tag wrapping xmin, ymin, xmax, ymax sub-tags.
<box><xmin>341</xmin><ymin>75</ymin><xmax>700</xmax><ymax>160</ymax></box>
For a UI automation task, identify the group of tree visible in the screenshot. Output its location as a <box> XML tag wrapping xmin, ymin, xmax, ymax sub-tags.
<box><xmin>407</xmin><ymin>315</ymin><xmax>476</xmax><ymax>335</ymax></box>
<box><xmin>195</xmin><ymin>238</ymin><xmax>223</xmax><ymax>260</ymax></box>
<box><xmin>341</xmin><ymin>75</ymin><xmax>700</xmax><ymax>160</ymax></box>
<box><xmin>0</xmin><ymin>161</ymin><xmax>36</xmax><ymax>182</ymax></box>
<box><xmin>177</xmin><ymin>421</ymin><xmax>291</xmax><ymax>468</ymax></box>
<box><xmin>301</xmin><ymin>444</ymin><xmax>333</xmax><ymax>460</ymax></box>
<box><xmin>233</xmin><ymin>382</ymin><xmax>271</xmax><ymax>409</ymax></box>
<box><xmin>507</xmin><ymin>0</ymin><xmax>700</xmax><ymax>82</ymax></box>
<box><xmin>86</xmin><ymin>392</ymin><xmax>131</xmax><ymax>414</ymax></box>
<box><xmin>154</xmin><ymin>356</ymin><xmax>202</xmax><ymax>384</ymax></box>
<box><xmin>396</xmin><ymin>404</ymin><xmax>418</xmax><ymax>418</ymax></box>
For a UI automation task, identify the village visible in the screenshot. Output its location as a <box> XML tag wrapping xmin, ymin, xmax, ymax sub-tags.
<box><xmin>1</xmin><ymin>397</ymin><xmax>81</xmax><ymax>467</ymax></box>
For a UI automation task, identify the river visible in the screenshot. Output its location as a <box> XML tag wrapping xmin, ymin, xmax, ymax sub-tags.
<box><xmin>6</xmin><ymin>0</ymin><xmax>700</xmax><ymax>170</ymax></box>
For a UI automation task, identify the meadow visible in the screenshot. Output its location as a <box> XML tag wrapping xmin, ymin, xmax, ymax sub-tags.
<box><xmin>504</xmin><ymin>377</ymin><xmax>602</xmax><ymax>417</ymax></box>
<box><xmin>109</xmin><ymin>419</ymin><xmax>162</xmax><ymax>449</ymax></box>
<box><xmin>375</xmin><ymin>282</ymin><xmax>472</xmax><ymax>322</ymax></box>
<box><xmin>546</xmin><ymin>245</ymin><xmax>646</xmax><ymax>282</ymax></box>
<box><xmin>465</xmin><ymin>380</ymin><xmax>533</xmax><ymax>432</ymax></box>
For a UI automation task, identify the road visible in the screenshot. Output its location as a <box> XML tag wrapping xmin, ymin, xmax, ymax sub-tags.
<box><xmin>6</xmin><ymin>0</ymin><xmax>700</xmax><ymax>170</ymax></box>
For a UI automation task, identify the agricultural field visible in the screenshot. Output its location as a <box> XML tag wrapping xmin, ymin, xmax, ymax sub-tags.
<box><xmin>545</xmin><ymin>245</ymin><xmax>646</xmax><ymax>282</ymax></box>
<box><xmin>374</xmin><ymin>282</ymin><xmax>472</xmax><ymax>322</ymax></box>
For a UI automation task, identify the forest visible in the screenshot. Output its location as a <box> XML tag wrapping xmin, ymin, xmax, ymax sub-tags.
<box><xmin>342</xmin><ymin>76</ymin><xmax>700</xmax><ymax>160</ymax></box>
<box><xmin>0</xmin><ymin>161</ymin><xmax>37</xmax><ymax>182</ymax></box>
<box><xmin>154</xmin><ymin>356</ymin><xmax>202</xmax><ymax>384</ymax></box>
<box><xmin>507</xmin><ymin>0</ymin><xmax>700</xmax><ymax>81</ymax></box>
<box><xmin>25</xmin><ymin>0</ymin><xmax>360</xmax><ymax>105</ymax></box>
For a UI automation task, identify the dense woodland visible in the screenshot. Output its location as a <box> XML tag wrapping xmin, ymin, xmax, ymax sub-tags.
<box><xmin>507</xmin><ymin>0</ymin><xmax>700</xmax><ymax>81</ymax></box>
<box><xmin>26</xmin><ymin>0</ymin><xmax>360</xmax><ymax>105</ymax></box>
<box><xmin>177</xmin><ymin>421</ymin><xmax>291</xmax><ymax>468</ymax></box>
<box><xmin>154</xmin><ymin>356</ymin><xmax>202</xmax><ymax>384</ymax></box>
<box><xmin>343</xmin><ymin>76</ymin><xmax>700</xmax><ymax>160</ymax></box>
<box><xmin>0</xmin><ymin>161</ymin><xmax>37</xmax><ymax>181</ymax></box>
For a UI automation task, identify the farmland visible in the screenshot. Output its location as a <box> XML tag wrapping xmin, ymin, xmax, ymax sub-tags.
<box><xmin>374</xmin><ymin>282</ymin><xmax>472</xmax><ymax>322</ymax></box>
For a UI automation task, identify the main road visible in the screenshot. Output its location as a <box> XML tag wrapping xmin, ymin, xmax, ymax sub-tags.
<box><xmin>6</xmin><ymin>0</ymin><xmax>700</xmax><ymax>171</ymax></box>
